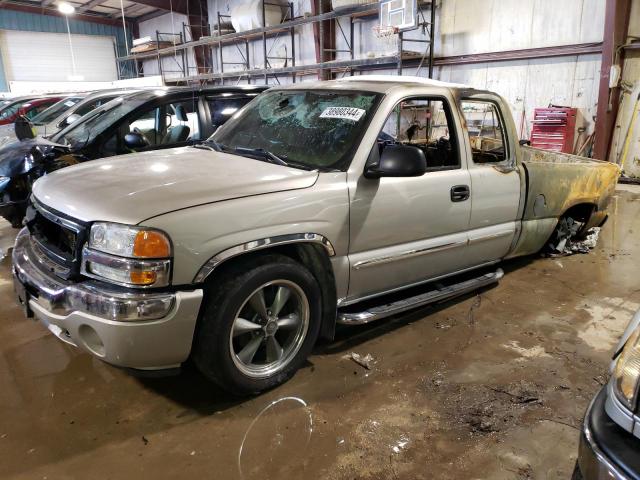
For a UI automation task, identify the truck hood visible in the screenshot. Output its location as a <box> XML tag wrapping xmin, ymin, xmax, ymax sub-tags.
<box><xmin>32</xmin><ymin>146</ymin><xmax>319</xmax><ymax>224</ymax></box>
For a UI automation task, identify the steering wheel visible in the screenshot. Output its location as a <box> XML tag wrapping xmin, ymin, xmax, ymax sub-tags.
<box><xmin>132</xmin><ymin>127</ymin><xmax>151</xmax><ymax>147</ymax></box>
<box><xmin>437</xmin><ymin>136</ymin><xmax>451</xmax><ymax>150</ymax></box>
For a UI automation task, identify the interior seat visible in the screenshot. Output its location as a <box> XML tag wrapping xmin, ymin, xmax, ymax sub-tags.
<box><xmin>162</xmin><ymin>105</ymin><xmax>191</xmax><ymax>144</ymax></box>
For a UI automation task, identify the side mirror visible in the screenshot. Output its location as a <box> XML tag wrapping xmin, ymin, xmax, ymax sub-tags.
<box><xmin>519</xmin><ymin>139</ymin><xmax>531</xmax><ymax>146</ymax></box>
<box><xmin>14</xmin><ymin>115</ymin><xmax>35</xmax><ymax>141</ymax></box>
<box><xmin>124</xmin><ymin>132</ymin><xmax>149</xmax><ymax>150</ymax></box>
<box><xmin>63</xmin><ymin>114</ymin><xmax>82</xmax><ymax>126</ymax></box>
<box><xmin>364</xmin><ymin>144</ymin><xmax>427</xmax><ymax>179</ymax></box>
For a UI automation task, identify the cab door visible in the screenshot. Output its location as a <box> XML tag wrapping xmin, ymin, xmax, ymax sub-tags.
<box><xmin>459</xmin><ymin>95</ymin><xmax>522</xmax><ymax>264</ymax></box>
<box><xmin>346</xmin><ymin>95</ymin><xmax>473</xmax><ymax>303</ymax></box>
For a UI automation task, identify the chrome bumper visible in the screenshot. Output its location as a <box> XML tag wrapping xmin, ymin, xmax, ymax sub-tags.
<box><xmin>12</xmin><ymin>228</ymin><xmax>203</xmax><ymax>370</ymax></box>
<box><xmin>578</xmin><ymin>388</ymin><xmax>632</xmax><ymax>480</ymax></box>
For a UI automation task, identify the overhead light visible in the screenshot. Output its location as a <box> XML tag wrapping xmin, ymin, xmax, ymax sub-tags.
<box><xmin>58</xmin><ymin>2</ymin><xmax>75</xmax><ymax>15</ymax></box>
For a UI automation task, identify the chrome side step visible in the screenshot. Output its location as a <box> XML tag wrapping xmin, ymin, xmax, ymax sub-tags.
<box><xmin>337</xmin><ymin>268</ymin><xmax>504</xmax><ymax>325</ymax></box>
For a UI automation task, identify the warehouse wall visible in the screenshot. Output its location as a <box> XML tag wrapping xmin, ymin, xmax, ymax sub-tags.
<box><xmin>138</xmin><ymin>12</ymin><xmax>198</xmax><ymax>79</ymax></box>
<box><xmin>0</xmin><ymin>9</ymin><xmax>133</xmax><ymax>91</ymax></box>
<box><xmin>139</xmin><ymin>0</ymin><xmax>620</xmax><ymax>145</ymax></box>
<box><xmin>436</xmin><ymin>0</ymin><xmax>604</xmax><ymax>140</ymax></box>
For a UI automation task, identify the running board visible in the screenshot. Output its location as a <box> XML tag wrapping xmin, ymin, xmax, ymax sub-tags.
<box><xmin>337</xmin><ymin>268</ymin><xmax>504</xmax><ymax>325</ymax></box>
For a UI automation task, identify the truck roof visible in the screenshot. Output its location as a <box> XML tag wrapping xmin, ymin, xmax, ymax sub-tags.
<box><xmin>273</xmin><ymin>75</ymin><xmax>474</xmax><ymax>95</ymax></box>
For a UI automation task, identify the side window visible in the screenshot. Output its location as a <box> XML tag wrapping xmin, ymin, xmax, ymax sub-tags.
<box><xmin>379</xmin><ymin>97</ymin><xmax>459</xmax><ymax>169</ymax></box>
<box><xmin>207</xmin><ymin>96</ymin><xmax>251</xmax><ymax>131</ymax></box>
<box><xmin>99</xmin><ymin>107</ymin><xmax>161</xmax><ymax>157</ymax></box>
<box><xmin>75</xmin><ymin>97</ymin><xmax>117</xmax><ymax>117</ymax></box>
<box><xmin>166</xmin><ymin>99</ymin><xmax>199</xmax><ymax>142</ymax></box>
<box><xmin>25</xmin><ymin>103</ymin><xmax>52</xmax><ymax>119</ymax></box>
<box><xmin>460</xmin><ymin>101</ymin><xmax>507</xmax><ymax>164</ymax></box>
<box><xmin>128</xmin><ymin>107</ymin><xmax>162</xmax><ymax>145</ymax></box>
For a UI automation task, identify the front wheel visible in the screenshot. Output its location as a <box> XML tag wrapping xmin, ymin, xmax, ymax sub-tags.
<box><xmin>192</xmin><ymin>254</ymin><xmax>322</xmax><ymax>395</ymax></box>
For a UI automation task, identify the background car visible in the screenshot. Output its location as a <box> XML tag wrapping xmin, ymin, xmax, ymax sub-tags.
<box><xmin>0</xmin><ymin>85</ymin><xmax>268</xmax><ymax>227</ymax></box>
<box><xmin>0</xmin><ymin>96</ymin><xmax>64</xmax><ymax>126</ymax></box>
<box><xmin>0</xmin><ymin>89</ymin><xmax>131</xmax><ymax>147</ymax></box>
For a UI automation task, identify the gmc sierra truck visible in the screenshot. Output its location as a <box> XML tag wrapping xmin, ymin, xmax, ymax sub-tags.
<box><xmin>12</xmin><ymin>76</ymin><xmax>619</xmax><ymax>395</ymax></box>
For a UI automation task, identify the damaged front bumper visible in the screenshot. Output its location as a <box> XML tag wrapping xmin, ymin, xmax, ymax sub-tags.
<box><xmin>12</xmin><ymin>228</ymin><xmax>203</xmax><ymax>371</ymax></box>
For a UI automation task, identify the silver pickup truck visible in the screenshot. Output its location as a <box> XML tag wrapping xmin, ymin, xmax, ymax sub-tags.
<box><xmin>12</xmin><ymin>76</ymin><xmax>619</xmax><ymax>394</ymax></box>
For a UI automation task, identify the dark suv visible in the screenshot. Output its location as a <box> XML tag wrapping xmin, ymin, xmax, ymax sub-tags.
<box><xmin>0</xmin><ymin>85</ymin><xmax>268</xmax><ymax>227</ymax></box>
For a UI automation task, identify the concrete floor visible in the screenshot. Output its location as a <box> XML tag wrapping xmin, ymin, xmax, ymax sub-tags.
<box><xmin>1</xmin><ymin>185</ymin><xmax>639</xmax><ymax>480</ymax></box>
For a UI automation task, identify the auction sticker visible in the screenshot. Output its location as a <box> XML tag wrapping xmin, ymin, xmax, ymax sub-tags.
<box><xmin>320</xmin><ymin>107</ymin><xmax>365</xmax><ymax>122</ymax></box>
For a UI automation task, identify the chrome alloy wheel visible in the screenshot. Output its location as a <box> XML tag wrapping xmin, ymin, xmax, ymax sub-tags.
<box><xmin>229</xmin><ymin>280</ymin><xmax>310</xmax><ymax>378</ymax></box>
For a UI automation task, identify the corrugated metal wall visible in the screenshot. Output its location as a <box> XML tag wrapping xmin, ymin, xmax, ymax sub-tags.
<box><xmin>0</xmin><ymin>9</ymin><xmax>133</xmax><ymax>90</ymax></box>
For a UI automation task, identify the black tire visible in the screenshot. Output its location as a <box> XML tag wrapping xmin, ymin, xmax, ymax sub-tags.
<box><xmin>2</xmin><ymin>204</ymin><xmax>26</xmax><ymax>229</ymax></box>
<box><xmin>192</xmin><ymin>254</ymin><xmax>322</xmax><ymax>395</ymax></box>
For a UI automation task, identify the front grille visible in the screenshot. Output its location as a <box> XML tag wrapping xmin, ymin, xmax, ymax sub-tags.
<box><xmin>33</xmin><ymin>213</ymin><xmax>77</xmax><ymax>255</ymax></box>
<box><xmin>25</xmin><ymin>200</ymin><xmax>87</xmax><ymax>279</ymax></box>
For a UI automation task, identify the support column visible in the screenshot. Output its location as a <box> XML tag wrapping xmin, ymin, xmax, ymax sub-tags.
<box><xmin>593</xmin><ymin>0</ymin><xmax>631</xmax><ymax>160</ymax></box>
<box><xmin>0</xmin><ymin>48</ymin><xmax>8</xmax><ymax>92</ymax></box>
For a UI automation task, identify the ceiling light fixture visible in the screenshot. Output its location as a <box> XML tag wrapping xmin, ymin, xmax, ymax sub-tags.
<box><xmin>57</xmin><ymin>2</ymin><xmax>75</xmax><ymax>14</ymax></box>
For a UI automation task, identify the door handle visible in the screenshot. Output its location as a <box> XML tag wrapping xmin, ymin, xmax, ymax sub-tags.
<box><xmin>450</xmin><ymin>185</ymin><xmax>470</xmax><ymax>202</ymax></box>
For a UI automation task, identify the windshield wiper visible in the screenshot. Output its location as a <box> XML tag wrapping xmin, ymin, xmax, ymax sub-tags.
<box><xmin>199</xmin><ymin>139</ymin><xmax>226</xmax><ymax>152</ymax></box>
<box><xmin>234</xmin><ymin>146</ymin><xmax>289</xmax><ymax>166</ymax></box>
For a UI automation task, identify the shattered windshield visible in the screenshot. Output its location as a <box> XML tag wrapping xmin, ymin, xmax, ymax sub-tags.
<box><xmin>31</xmin><ymin>97</ymin><xmax>83</xmax><ymax>125</ymax></box>
<box><xmin>52</xmin><ymin>95</ymin><xmax>146</xmax><ymax>149</ymax></box>
<box><xmin>211</xmin><ymin>89</ymin><xmax>381</xmax><ymax>170</ymax></box>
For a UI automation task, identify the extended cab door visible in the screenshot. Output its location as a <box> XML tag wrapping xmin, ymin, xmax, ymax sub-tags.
<box><xmin>347</xmin><ymin>95</ymin><xmax>473</xmax><ymax>303</ymax></box>
<box><xmin>458</xmin><ymin>94</ymin><xmax>522</xmax><ymax>265</ymax></box>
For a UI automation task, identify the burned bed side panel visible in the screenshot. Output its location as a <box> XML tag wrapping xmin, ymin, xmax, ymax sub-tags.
<box><xmin>520</xmin><ymin>147</ymin><xmax>620</xmax><ymax>222</ymax></box>
<box><xmin>506</xmin><ymin>147</ymin><xmax>619</xmax><ymax>258</ymax></box>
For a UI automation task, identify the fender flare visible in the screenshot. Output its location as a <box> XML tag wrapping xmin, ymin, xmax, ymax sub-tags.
<box><xmin>192</xmin><ymin>233</ymin><xmax>336</xmax><ymax>284</ymax></box>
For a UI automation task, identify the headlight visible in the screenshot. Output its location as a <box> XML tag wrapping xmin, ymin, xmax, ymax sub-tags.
<box><xmin>89</xmin><ymin>222</ymin><xmax>171</xmax><ymax>258</ymax></box>
<box><xmin>613</xmin><ymin>328</ymin><xmax>640</xmax><ymax>409</ymax></box>
<box><xmin>82</xmin><ymin>222</ymin><xmax>172</xmax><ymax>287</ymax></box>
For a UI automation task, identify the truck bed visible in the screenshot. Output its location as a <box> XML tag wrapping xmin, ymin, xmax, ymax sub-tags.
<box><xmin>520</xmin><ymin>146</ymin><xmax>620</xmax><ymax>223</ymax></box>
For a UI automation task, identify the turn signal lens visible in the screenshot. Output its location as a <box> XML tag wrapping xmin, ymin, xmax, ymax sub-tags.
<box><xmin>133</xmin><ymin>231</ymin><xmax>171</xmax><ymax>258</ymax></box>
<box><xmin>614</xmin><ymin>328</ymin><xmax>640</xmax><ymax>409</ymax></box>
<box><xmin>130</xmin><ymin>270</ymin><xmax>158</xmax><ymax>285</ymax></box>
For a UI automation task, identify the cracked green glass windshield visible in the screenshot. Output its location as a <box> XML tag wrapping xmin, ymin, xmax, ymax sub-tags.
<box><xmin>211</xmin><ymin>90</ymin><xmax>380</xmax><ymax>170</ymax></box>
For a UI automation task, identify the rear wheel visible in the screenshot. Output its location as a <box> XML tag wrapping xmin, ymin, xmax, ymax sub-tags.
<box><xmin>544</xmin><ymin>216</ymin><xmax>585</xmax><ymax>254</ymax></box>
<box><xmin>192</xmin><ymin>254</ymin><xmax>321</xmax><ymax>395</ymax></box>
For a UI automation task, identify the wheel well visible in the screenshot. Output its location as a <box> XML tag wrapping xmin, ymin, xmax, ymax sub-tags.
<box><xmin>201</xmin><ymin>244</ymin><xmax>338</xmax><ymax>341</ymax></box>
<box><xmin>562</xmin><ymin>203</ymin><xmax>596</xmax><ymax>225</ymax></box>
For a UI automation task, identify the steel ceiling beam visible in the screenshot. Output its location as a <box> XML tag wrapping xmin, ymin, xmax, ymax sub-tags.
<box><xmin>0</xmin><ymin>2</ymin><xmax>129</xmax><ymax>26</ymax></box>
<box><xmin>77</xmin><ymin>0</ymin><xmax>109</xmax><ymax>14</ymax></box>
<box><xmin>593</xmin><ymin>0</ymin><xmax>632</xmax><ymax>160</ymax></box>
<box><xmin>110</xmin><ymin>2</ymin><xmax>148</xmax><ymax>18</ymax></box>
<box><xmin>134</xmin><ymin>8</ymin><xmax>167</xmax><ymax>22</ymax></box>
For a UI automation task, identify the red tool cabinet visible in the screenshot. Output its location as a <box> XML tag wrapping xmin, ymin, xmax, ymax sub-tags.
<box><xmin>530</xmin><ymin>107</ymin><xmax>577</xmax><ymax>153</ymax></box>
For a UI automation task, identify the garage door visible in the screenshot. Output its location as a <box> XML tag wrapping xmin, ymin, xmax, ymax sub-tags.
<box><xmin>0</xmin><ymin>30</ymin><xmax>117</xmax><ymax>82</ymax></box>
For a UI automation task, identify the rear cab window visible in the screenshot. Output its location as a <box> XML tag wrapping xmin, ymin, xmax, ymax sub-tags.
<box><xmin>460</xmin><ymin>100</ymin><xmax>509</xmax><ymax>164</ymax></box>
